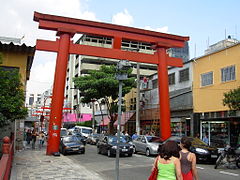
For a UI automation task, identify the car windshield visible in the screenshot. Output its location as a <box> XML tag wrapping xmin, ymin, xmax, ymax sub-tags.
<box><xmin>122</xmin><ymin>135</ymin><xmax>132</xmax><ymax>142</ymax></box>
<box><xmin>188</xmin><ymin>137</ymin><xmax>208</xmax><ymax>146</ymax></box>
<box><xmin>109</xmin><ymin>136</ymin><xmax>127</xmax><ymax>143</ymax></box>
<box><xmin>82</xmin><ymin>129</ymin><xmax>92</xmax><ymax>134</ymax></box>
<box><xmin>146</xmin><ymin>136</ymin><xmax>162</xmax><ymax>143</ymax></box>
<box><xmin>63</xmin><ymin>136</ymin><xmax>78</xmax><ymax>143</ymax></box>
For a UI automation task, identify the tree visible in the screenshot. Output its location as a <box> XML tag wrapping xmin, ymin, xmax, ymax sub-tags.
<box><xmin>0</xmin><ymin>67</ymin><xmax>28</xmax><ymax>127</ymax></box>
<box><xmin>73</xmin><ymin>65</ymin><xmax>135</xmax><ymax>134</ymax></box>
<box><xmin>223</xmin><ymin>87</ymin><xmax>240</xmax><ymax>110</ymax></box>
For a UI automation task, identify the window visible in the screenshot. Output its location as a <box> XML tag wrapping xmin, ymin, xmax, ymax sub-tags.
<box><xmin>221</xmin><ymin>65</ymin><xmax>235</xmax><ymax>82</ymax></box>
<box><xmin>179</xmin><ymin>68</ymin><xmax>189</xmax><ymax>82</ymax></box>
<box><xmin>201</xmin><ymin>72</ymin><xmax>213</xmax><ymax>86</ymax></box>
<box><xmin>168</xmin><ymin>73</ymin><xmax>175</xmax><ymax>85</ymax></box>
<box><xmin>152</xmin><ymin>79</ymin><xmax>158</xmax><ymax>89</ymax></box>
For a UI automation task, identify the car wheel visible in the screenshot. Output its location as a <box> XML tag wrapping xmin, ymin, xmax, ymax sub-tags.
<box><xmin>107</xmin><ymin>149</ymin><xmax>112</xmax><ymax>157</ymax></box>
<box><xmin>146</xmin><ymin>148</ymin><xmax>150</xmax><ymax>157</ymax></box>
<box><xmin>81</xmin><ymin>150</ymin><xmax>85</xmax><ymax>154</ymax></box>
<box><xmin>97</xmin><ymin>147</ymin><xmax>101</xmax><ymax>154</ymax></box>
<box><xmin>128</xmin><ymin>153</ymin><xmax>133</xmax><ymax>157</ymax></box>
<box><xmin>236</xmin><ymin>158</ymin><xmax>240</xmax><ymax>168</ymax></box>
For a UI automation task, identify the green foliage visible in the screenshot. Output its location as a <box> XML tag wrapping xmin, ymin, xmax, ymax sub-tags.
<box><xmin>74</xmin><ymin>65</ymin><xmax>135</xmax><ymax>105</ymax></box>
<box><xmin>223</xmin><ymin>87</ymin><xmax>240</xmax><ymax>110</ymax></box>
<box><xmin>0</xmin><ymin>67</ymin><xmax>28</xmax><ymax>127</ymax></box>
<box><xmin>73</xmin><ymin>65</ymin><xmax>135</xmax><ymax>133</ymax></box>
<box><xmin>76</xmin><ymin>120</ymin><xmax>96</xmax><ymax>127</ymax></box>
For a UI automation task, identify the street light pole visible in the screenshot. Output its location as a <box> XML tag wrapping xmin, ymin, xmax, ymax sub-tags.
<box><xmin>115</xmin><ymin>60</ymin><xmax>132</xmax><ymax>180</ymax></box>
<box><xmin>136</xmin><ymin>63</ymin><xmax>140</xmax><ymax>135</ymax></box>
<box><xmin>115</xmin><ymin>80</ymin><xmax>122</xmax><ymax>180</ymax></box>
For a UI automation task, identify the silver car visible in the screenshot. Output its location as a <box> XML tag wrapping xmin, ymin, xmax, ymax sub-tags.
<box><xmin>132</xmin><ymin>135</ymin><xmax>163</xmax><ymax>156</ymax></box>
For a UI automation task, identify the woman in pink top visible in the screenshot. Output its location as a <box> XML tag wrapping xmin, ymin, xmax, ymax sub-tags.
<box><xmin>180</xmin><ymin>137</ymin><xmax>199</xmax><ymax>180</ymax></box>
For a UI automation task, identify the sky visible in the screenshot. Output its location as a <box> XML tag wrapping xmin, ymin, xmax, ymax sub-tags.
<box><xmin>1</xmin><ymin>0</ymin><xmax>240</xmax><ymax>95</ymax></box>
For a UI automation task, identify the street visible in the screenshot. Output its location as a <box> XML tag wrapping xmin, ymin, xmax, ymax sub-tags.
<box><xmin>66</xmin><ymin>144</ymin><xmax>240</xmax><ymax>180</ymax></box>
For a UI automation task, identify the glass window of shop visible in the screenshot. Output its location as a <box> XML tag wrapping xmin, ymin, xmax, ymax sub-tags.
<box><xmin>201</xmin><ymin>121</ymin><xmax>229</xmax><ymax>148</ymax></box>
<box><xmin>171</xmin><ymin>118</ymin><xmax>190</xmax><ymax>137</ymax></box>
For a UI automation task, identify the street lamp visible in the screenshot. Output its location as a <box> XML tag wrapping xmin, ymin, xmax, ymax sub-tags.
<box><xmin>115</xmin><ymin>60</ymin><xmax>132</xmax><ymax>180</ymax></box>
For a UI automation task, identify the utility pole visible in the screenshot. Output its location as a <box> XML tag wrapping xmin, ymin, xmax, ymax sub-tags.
<box><xmin>136</xmin><ymin>63</ymin><xmax>140</xmax><ymax>135</ymax></box>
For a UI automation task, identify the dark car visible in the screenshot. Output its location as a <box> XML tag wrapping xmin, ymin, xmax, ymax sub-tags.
<box><xmin>163</xmin><ymin>136</ymin><xmax>219</xmax><ymax>162</ymax></box>
<box><xmin>97</xmin><ymin>135</ymin><xmax>134</xmax><ymax>157</ymax></box>
<box><xmin>71</xmin><ymin>132</ymin><xmax>87</xmax><ymax>145</ymax></box>
<box><xmin>86</xmin><ymin>133</ymin><xmax>101</xmax><ymax>145</ymax></box>
<box><xmin>59</xmin><ymin>135</ymin><xmax>85</xmax><ymax>155</ymax></box>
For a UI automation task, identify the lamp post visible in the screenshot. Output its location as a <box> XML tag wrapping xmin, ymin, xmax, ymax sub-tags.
<box><xmin>115</xmin><ymin>60</ymin><xmax>132</xmax><ymax>180</ymax></box>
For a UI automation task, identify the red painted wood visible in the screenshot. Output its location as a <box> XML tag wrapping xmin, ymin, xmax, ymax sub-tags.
<box><xmin>157</xmin><ymin>48</ymin><xmax>171</xmax><ymax>140</ymax></box>
<box><xmin>34</xmin><ymin>12</ymin><xmax>189</xmax><ymax>43</ymax></box>
<box><xmin>36</xmin><ymin>40</ymin><xmax>183</xmax><ymax>66</ymax></box>
<box><xmin>33</xmin><ymin>11</ymin><xmax>189</xmax><ymax>154</ymax></box>
<box><xmin>46</xmin><ymin>33</ymin><xmax>71</xmax><ymax>155</ymax></box>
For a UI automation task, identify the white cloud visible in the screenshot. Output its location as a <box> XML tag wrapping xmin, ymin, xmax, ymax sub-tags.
<box><xmin>112</xmin><ymin>9</ymin><xmax>133</xmax><ymax>26</ymax></box>
<box><xmin>143</xmin><ymin>26</ymin><xmax>169</xmax><ymax>33</ymax></box>
<box><xmin>0</xmin><ymin>0</ymin><xmax>97</xmax><ymax>94</ymax></box>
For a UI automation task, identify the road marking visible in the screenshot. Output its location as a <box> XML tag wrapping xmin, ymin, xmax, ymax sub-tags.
<box><xmin>196</xmin><ymin>166</ymin><xmax>204</xmax><ymax>170</ymax></box>
<box><xmin>219</xmin><ymin>171</ymin><xmax>239</xmax><ymax>177</ymax></box>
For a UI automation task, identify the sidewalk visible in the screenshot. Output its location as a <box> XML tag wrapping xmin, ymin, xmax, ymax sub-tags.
<box><xmin>10</xmin><ymin>145</ymin><xmax>105</xmax><ymax>180</ymax></box>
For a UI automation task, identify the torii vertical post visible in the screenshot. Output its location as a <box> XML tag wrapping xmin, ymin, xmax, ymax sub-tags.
<box><xmin>46</xmin><ymin>33</ymin><xmax>72</xmax><ymax>155</ymax></box>
<box><xmin>157</xmin><ymin>48</ymin><xmax>171</xmax><ymax>140</ymax></box>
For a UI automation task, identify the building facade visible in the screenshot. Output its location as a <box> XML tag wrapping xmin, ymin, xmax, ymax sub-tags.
<box><xmin>192</xmin><ymin>41</ymin><xmax>240</xmax><ymax>148</ymax></box>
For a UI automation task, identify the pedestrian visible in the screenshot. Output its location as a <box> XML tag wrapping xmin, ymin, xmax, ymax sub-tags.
<box><xmin>31</xmin><ymin>129</ymin><xmax>37</xmax><ymax>149</ymax></box>
<box><xmin>26</xmin><ymin>129</ymin><xmax>32</xmax><ymax>145</ymax></box>
<box><xmin>132</xmin><ymin>132</ymin><xmax>138</xmax><ymax>140</ymax></box>
<box><xmin>180</xmin><ymin>137</ymin><xmax>198</xmax><ymax>180</ymax></box>
<box><xmin>202</xmin><ymin>134</ymin><xmax>209</xmax><ymax>145</ymax></box>
<box><xmin>125</xmin><ymin>131</ymin><xmax>129</xmax><ymax>136</ymax></box>
<box><xmin>150</xmin><ymin>140</ymin><xmax>182</xmax><ymax>180</ymax></box>
<box><xmin>38</xmin><ymin>131</ymin><xmax>45</xmax><ymax>148</ymax></box>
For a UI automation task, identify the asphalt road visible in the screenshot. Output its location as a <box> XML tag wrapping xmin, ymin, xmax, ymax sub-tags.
<box><xmin>66</xmin><ymin>144</ymin><xmax>240</xmax><ymax>180</ymax></box>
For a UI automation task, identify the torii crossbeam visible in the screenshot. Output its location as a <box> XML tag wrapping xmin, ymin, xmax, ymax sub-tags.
<box><xmin>34</xmin><ymin>12</ymin><xmax>189</xmax><ymax>155</ymax></box>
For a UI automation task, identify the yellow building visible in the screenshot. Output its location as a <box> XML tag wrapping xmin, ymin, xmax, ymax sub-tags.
<box><xmin>0</xmin><ymin>37</ymin><xmax>35</xmax><ymax>91</ymax></box>
<box><xmin>192</xmin><ymin>41</ymin><xmax>240</xmax><ymax>147</ymax></box>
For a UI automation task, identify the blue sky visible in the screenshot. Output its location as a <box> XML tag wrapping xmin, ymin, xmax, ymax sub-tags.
<box><xmin>87</xmin><ymin>0</ymin><xmax>240</xmax><ymax>58</ymax></box>
<box><xmin>0</xmin><ymin>0</ymin><xmax>239</xmax><ymax>94</ymax></box>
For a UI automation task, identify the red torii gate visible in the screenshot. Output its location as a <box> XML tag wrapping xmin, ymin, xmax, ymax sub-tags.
<box><xmin>33</xmin><ymin>12</ymin><xmax>189</xmax><ymax>155</ymax></box>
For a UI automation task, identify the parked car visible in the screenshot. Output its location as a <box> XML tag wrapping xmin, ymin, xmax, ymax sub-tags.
<box><xmin>86</xmin><ymin>133</ymin><xmax>101</xmax><ymax>145</ymax></box>
<box><xmin>163</xmin><ymin>136</ymin><xmax>219</xmax><ymax>162</ymax></box>
<box><xmin>132</xmin><ymin>135</ymin><xmax>163</xmax><ymax>156</ymax></box>
<box><xmin>71</xmin><ymin>131</ymin><xmax>87</xmax><ymax>145</ymax></box>
<box><xmin>59</xmin><ymin>135</ymin><xmax>85</xmax><ymax>155</ymax></box>
<box><xmin>97</xmin><ymin>135</ymin><xmax>134</xmax><ymax>157</ymax></box>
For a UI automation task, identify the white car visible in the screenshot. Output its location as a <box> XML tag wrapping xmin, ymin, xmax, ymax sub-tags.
<box><xmin>132</xmin><ymin>135</ymin><xmax>163</xmax><ymax>156</ymax></box>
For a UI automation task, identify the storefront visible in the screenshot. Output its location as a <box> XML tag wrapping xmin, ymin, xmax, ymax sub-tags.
<box><xmin>200</xmin><ymin>118</ymin><xmax>240</xmax><ymax>148</ymax></box>
<box><xmin>171</xmin><ymin>117</ymin><xmax>190</xmax><ymax>137</ymax></box>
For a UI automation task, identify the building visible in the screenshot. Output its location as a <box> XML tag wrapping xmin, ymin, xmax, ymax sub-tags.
<box><xmin>134</xmin><ymin>60</ymin><xmax>193</xmax><ymax>136</ymax></box>
<box><xmin>0</xmin><ymin>36</ymin><xmax>35</xmax><ymax>90</ymax></box>
<box><xmin>0</xmin><ymin>36</ymin><xmax>35</xmax><ymax>150</ymax></box>
<box><xmin>192</xmin><ymin>40</ymin><xmax>240</xmax><ymax>148</ymax></box>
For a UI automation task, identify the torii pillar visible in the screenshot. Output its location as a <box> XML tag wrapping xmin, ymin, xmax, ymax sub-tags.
<box><xmin>33</xmin><ymin>12</ymin><xmax>189</xmax><ymax>155</ymax></box>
